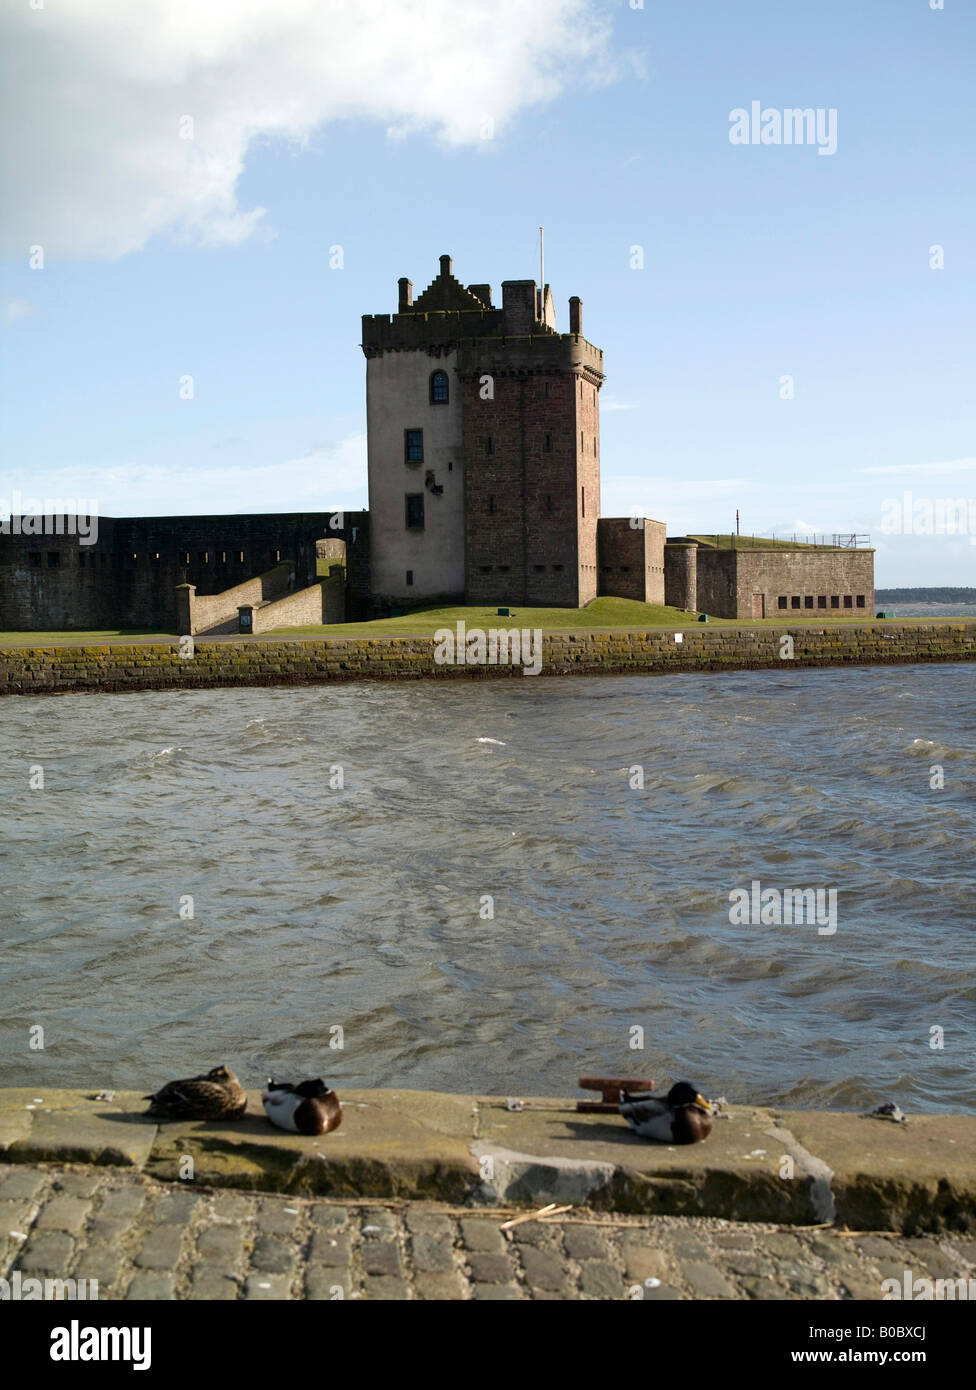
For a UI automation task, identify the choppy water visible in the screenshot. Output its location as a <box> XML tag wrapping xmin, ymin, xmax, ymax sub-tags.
<box><xmin>886</xmin><ymin>604</ymin><xmax>976</xmax><ymax>618</ymax></box>
<box><xmin>1</xmin><ymin>664</ymin><xmax>974</xmax><ymax>1113</ymax></box>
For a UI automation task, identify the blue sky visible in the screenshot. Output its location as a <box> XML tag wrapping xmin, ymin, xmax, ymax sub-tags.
<box><xmin>1</xmin><ymin>0</ymin><xmax>974</xmax><ymax>585</ymax></box>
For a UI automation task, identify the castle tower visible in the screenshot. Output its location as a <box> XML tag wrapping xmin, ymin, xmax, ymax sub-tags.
<box><xmin>361</xmin><ymin>255</ymin><xmax>604</xmax><ymax>611</ymax></box>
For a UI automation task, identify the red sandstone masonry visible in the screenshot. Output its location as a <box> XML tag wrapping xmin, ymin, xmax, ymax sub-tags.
<box><xmin>0</xmin><ymin>623</ymin><xmax>972</xmax><ymax>696</ymax></box>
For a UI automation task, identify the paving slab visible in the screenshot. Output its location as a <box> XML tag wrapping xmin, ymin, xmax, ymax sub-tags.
<box><xmin>473</xmin><ymin>1098</ymin><xmax>823</xmax><ymax>1223</ymax></box>
<box><xmin>145</xmin><ymin>1089</ymin><xmax>478</xmax><ymax>1200</ymax></box>
<box><xmin>0</xmin><ymin>1089</ymin><xmax>972</xmax><ymax>1232</ymax></box>
<box><xmin>0</xmin><ymin>1093</ymin><xmax>158</xmax><ymax>1167</ymax></box>
<box><xmin>775</xmin><ymin>1110</ymin><xmax>976</xmax><ymax>1234</ymax></box>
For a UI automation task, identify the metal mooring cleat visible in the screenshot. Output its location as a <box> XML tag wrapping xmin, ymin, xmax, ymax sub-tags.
<box><xmin>577</xmin><ymin>1077</ymin><xmax>655</xmax><ymax>1113</ymax></box>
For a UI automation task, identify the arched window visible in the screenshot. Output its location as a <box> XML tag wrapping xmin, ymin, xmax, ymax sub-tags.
<box><xmin>430</xmin><ymin>370</ymin><xmax>449</xmax><ymax>404</ymax></box>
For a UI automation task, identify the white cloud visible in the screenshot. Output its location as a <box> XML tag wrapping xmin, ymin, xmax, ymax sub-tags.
<box><xmin>2</xmin><ymin>297</ymin><xmax>33</xmax><ymax>326</ymax></box>
<box><xmin>601</xmin><ymin>395</ymin><xmax>639</xmax><ymax>412</ymax></box>
<box><xmin>601</xmin><ymin>474</ymin><xmax>746</xmax><ymax>521</ymax></box>
<box><xmin>859</xmin><ymin>457</ymin><xmax>976</xmax><ymax>476</ymax></box>
<box><xmin>0</xmin><ymin>0</ymin><xmax>612</xmax><ymax>261</ymax></box>
<box><xmin>4</xmin><ymin>433</ymin><xmax>368</xmax><ymax>517</ymax></box>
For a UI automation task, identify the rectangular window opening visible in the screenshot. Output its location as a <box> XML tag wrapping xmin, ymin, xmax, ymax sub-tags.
<box><xmin>405</xmin><ymin>429</ymin><xmax>424</xmax><ymax>464</ymax></box>
<box><xmin>405</xmin><ymin>494</ymin><xmax>425</xmax><ymax>529</ymax></box>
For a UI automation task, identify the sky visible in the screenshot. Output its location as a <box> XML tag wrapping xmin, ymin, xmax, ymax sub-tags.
<box><xmin>1</xmin><ymin>0</ymin><xmax>974</xmax><ymax>587</ymax></box>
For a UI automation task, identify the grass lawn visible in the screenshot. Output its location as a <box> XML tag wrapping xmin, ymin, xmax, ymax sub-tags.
<box><xmin>264</xmin><ymin>596</ymin><xmax>948</xmax><ymax>638</ymax></box>
<box><xmin>2</xmin><ymin>602</ymin><xmax>970</xmax><ymax>647</ymax></box>
<box><xmin>0</xmin><ymin>629</ymin><xmax>170</xmax><ymax>645</ymax></box>
<box><xmin>689</xmin><ymin>534</ymin><xmax>847</xmax><ymax>551</ymax></box>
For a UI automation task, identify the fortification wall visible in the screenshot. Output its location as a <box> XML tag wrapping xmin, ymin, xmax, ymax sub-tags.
<box><xmin>250</xmin><ymin>578</ymin><xmax>343</xmax><ymax>634</ymax></box>
<box><xmin>180</xmin><ymin>563</ymin><xmax>294</xmax><ymax>635</ymax></box>
<box><xmin>600</xmin><ymin>519</ymin><xmax>666</xmax><ymax>603</ymax></box>
<box><xmin>735</xmin><ymin>548</ymin><xmax>875</xmax><ymax>618</ymax></box>
<box><xmin>1</xmin><ymin>623</ymin><xmax>971</xmax><ymax>696</ymax></box>
<box><xmin>664</xmin><ymin>542</ymin><xmax>698</xmax><ymax>611</ymax></box>
<box><xmin>0</xmin><ymin>512</ymin><xmax>367</xmax><ymax>631</ymax></box>
<box><xmin>695</xmin><ymin>549</ymin><xmax>738</xmax><ymax>617</ymax></box>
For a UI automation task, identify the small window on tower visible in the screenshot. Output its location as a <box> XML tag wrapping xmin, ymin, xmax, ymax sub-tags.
<box><xmin>406</xmin><ymin>570</ymin><xmax>414</xmax><ymax>586</ymax></box>
<box><xmin>405</xmin><ymin>494</ymin><xmax>425</xmax><ymax>529</ymax></box>
<box><xmin>484</xmin><ymin>435</ymin><xmax>493</xmax><ymax>457</ymax></box>
<box><xmin>544</xmin><ymin>432</ymin><xmax>552</xmax><ymax>452</ymax></box>
<box><xmin>430</xmin><ymin>371</ymin><xmax>449</xmax><ymax>404</ymax></box>
<box><xmin>487</xmin><ymin>495</ymin><xmax>497</xmax><ymax>515</ymax></box>
<box><xmin>405</xmin><ymin>429</ymin><xmax>424</xmax><ymax>464</ymax></box>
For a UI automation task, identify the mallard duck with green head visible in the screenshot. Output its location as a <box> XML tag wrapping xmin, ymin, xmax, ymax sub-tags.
<box><xmin>144</xmin><ymin>1065</ymin><xmax>248</xmax><ymax>1121</ymax></box>
<box><xmin>619</xmin><ymin>1081</ymin><xmax>713</xmax><ymax>1144</ymax></box>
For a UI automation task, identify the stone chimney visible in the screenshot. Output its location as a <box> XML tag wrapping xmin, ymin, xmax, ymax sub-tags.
<box><xmin>439</xmin><ymin>254</ymin><xmax>452</xmax><ymax>277</ymax></box>
<box><xmin>501</xmin><ymin>280</ymin><xmax>538</xmax><ymax>336</ymax></box>
<box><xmin>398</xmin><ymin>277</ymin><xmax>413</xmax><ymax>311</ymax></box>
<box><xmin>569</xmin><ymin>296</ymin><xmax>582</xmax><ymax>335</ymax></box>
<box><xmin>468</xmin><ymin>283</ymin><xmax>492</xmax><ymax>306</ymax></box>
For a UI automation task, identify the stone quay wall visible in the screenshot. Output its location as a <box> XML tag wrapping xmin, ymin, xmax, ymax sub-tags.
<box><xmin>0</xmin><ymin>622</ymin><xmax>972</xmax><ymax>697</ymax></box>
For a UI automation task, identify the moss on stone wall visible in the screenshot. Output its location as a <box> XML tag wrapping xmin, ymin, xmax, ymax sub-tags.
<box><xmin>0</xmin><ymin>623</ymin><xmax>972</xmax><ymax>696</ymax></box>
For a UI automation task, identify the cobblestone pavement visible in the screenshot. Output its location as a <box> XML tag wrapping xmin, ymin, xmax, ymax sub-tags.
<box><xmin>3</xmin><ymin>1164</ymin><xmax>975</xmax><ymax>1301</ymax></box>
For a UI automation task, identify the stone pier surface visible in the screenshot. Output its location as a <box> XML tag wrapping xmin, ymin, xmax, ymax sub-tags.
<box><xmin>1</xmin><ymin>1089</ymin><xmax>973</xmax><ymax>1232</ymax></box>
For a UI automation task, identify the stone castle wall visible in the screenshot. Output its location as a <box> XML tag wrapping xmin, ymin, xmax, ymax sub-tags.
<box><xmin>1</xmin><ymin>622</ymin><xmax>970</xmax><ymax>696</ymax></box>
<box><xmin>664</xmin><ymin>542</ymin><xmax>698</xmax><ymax>611</ymax></box>
<box><xmin>734</xmin><ymin>548</ymin><xmax>875</xmax><ymax>619</ymax></box>
<box><xmin>0</xmin><ymin>512</ymin><xmax>368</xmax><ymax>631</ymax></box>
<box><xmin>599</xmin><ymin>519</ymin><xmax>666</xmax><ymax>603</ymax></box>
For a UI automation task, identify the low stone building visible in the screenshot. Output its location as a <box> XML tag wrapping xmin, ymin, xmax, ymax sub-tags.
<box><xmin>598</xmin><ymin>518</ymin><xmax>666</xmax><ymax>604</ymax></box>
<box><xmin>664</xmin><ymin>537</ymin><xmax>875</xmax><ymax>618</ymax></box>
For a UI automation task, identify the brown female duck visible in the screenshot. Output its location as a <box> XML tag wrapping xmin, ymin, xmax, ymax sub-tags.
<box><xmin>144</xmin><ymin>1065</ymin><xmax>248</xmax><ymax>1121</ymax></box>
